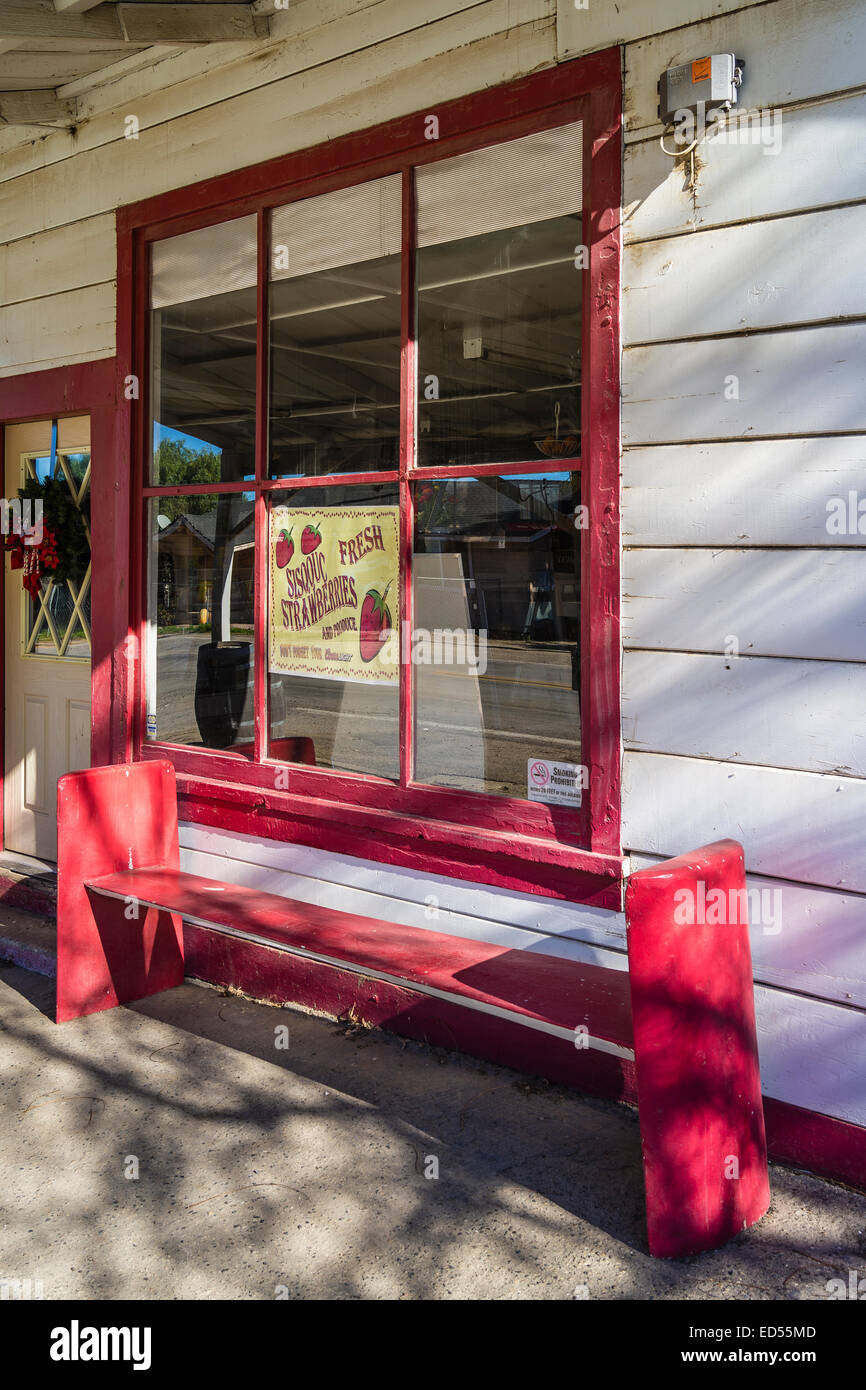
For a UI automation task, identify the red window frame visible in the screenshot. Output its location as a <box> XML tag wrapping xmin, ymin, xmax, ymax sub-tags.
<box><xmin>117</xmin><ymin>47</ymin><xmax>623</xmax><ymax>908</ymax></box>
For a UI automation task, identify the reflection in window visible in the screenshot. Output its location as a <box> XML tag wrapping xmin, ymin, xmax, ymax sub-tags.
<box><xmin>416</xmin><ymin>122</ymin><xmax>583</xmax><ymax>469</ymax></box>
<box><xmin>413</xmin><ymin>472</ymin><xmax>582</xmax><ymax>799</ymax></box>
<box><xmin>146</xmin><ymin>494</ymin><xmax>255</xmax><ymax>751</ymax></box>
<box><xmin>150</xmin><ymin>216</ymin><xmax>258</xmax><ymax>485</ymax></box>
<box><xmin>269</xmin><ymin>177</ymin><xmax>402</xmax><ymax>479</ymax></box>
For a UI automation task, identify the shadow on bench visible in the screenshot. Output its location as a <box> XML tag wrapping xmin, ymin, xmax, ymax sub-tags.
<box><xmin>55</xmin><ymin>759</ymin><xmax>770</xmax><ymax>1259</ymax></box>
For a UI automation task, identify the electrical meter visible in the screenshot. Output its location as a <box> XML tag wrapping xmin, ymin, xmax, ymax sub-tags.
<box><xmin>658</xmin><ymin>54</ymin><xmax>744</xmax><ymax>124</ymax></box>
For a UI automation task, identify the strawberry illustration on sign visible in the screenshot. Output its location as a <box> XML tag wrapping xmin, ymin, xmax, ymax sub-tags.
<box><xmin>275</xmin><ymin>528</ymin><xmax>294</xmax><ymax>568</ymax></box>
<box><xmin>301</xmin><ymin>523</ymin><xmax>322</xmax><ymax>555</ymax></box>
<box><xmin>360</xmin><ymin>582</ymin><xmax>393</xmax><ymax>663</ymax></box>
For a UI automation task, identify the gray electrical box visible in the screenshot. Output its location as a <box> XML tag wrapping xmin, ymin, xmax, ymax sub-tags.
<box><xmin>658</xmin><ymin>54</ymin><xmax>744</xmax><ymax>124</ymax></box>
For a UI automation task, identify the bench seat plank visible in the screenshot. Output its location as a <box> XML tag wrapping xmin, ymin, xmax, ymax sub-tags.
<box><xmin>86</xmin><ymin>867</ymin><xmax>633</xmax><ymax>1052</ymax></box>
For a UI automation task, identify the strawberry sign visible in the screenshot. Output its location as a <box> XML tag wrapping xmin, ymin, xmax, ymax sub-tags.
<box><xmin>269</xmin><ymin>505</ymin><xmax>400</xmax><ymax>685</ymax></box>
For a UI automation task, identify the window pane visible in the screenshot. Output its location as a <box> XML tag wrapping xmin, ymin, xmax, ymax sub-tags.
<box><xmin>146</xmin><ymin>493</ymin><xmax>255</xmax><ymax>752</ymax></box>
<box><xmin>269</xmin><ymin>178</ymin><xmax>402</xmax><ymax>479</ymax></box>
<box><xmin>268</xmin><ymin>483</ymin><xmax>400</xmax><ymax>778</ymax></box>
<box><xmin>150</xmin><ymin>216</ymin><xmax>258</xmax><ymax>485</ymax></box>
<box><xmin>23</xmin><ymin>450</ymin><xmax>92</xmax><ymax>660</ymax></box>
<box><xmin>412</xmin><ymin>472</ymin><xmax>582</xmax><ymax>800</ymax></box>
<box><xmin>416</xmin><ymin>123</ymin><xmax>583</xmax><ymax>469</ymax></box>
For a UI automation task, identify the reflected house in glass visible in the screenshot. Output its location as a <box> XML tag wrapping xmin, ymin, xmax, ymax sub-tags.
<box><xmin>152</xmin><ymin>498</ymin><xmax>255</xmax><ymax>749</ymax></box>
<box><xmin>155</xmin><ymin>505</ymin><xmax>254</xmax><ymax>631</ymax></box>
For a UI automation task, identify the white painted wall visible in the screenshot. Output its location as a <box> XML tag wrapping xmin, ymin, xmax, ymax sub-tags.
<box><xmin>1</xmin><ymin>0</ymin><xmax>864</xmax><ymax>1126</ymax></box>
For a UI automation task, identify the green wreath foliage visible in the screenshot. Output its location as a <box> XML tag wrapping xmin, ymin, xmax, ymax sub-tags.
<box><xmin>18</xmin><ymin>475</ymin><xmax>90</xmax><ymax>586</ymax></box>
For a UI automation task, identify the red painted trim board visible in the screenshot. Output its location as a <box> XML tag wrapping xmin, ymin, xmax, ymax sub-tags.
<box><xmin>0</xmin><ymin>357</ymin><xmax>125</xmax><ymax>837</ymax></box>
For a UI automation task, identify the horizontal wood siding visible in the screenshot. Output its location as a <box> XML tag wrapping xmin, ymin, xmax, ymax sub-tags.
<box><xmin>622</xmin><ymin>752</ymin><xmax>866</xmax><ymax>893</ymax></box>
<box><xmin>624</xmin><ymin>324</ymin><xmax>866</xmax><ymax>444</ymax></box>
<box><xmin>623</xmin><ymin>549</ymin><xmax>866</xmax><ymax>661</ymax></box>
<box><xmin>624</xmin><ymin>204</ymin><xmax>866</xmax><ymax>344</ymax></box>
<box><xmin>623</xmin><ymin>651</ymin><xmax>866</xmax><ymax>776</ymax></box>
<box><xmin>623</xmin><ymin>439</ymin><xmax>866</xmax><ymax>547</ymax></box>
<box><xmin>624</xmin><ymin>92</ymin><xmax>866</xmax><ymax>243</ymax></box>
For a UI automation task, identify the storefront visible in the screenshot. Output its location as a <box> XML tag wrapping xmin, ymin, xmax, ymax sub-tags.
<box><xmin>2</xmin><ymin>0</ymin><xmax>865</xmax><ymax>1189</ymax></box>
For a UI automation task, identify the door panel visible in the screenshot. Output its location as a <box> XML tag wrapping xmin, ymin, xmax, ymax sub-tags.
<box><xmin>4</xmin><ymin>418</ymin><xmax>92</xmax><ymax>860</ymax></box>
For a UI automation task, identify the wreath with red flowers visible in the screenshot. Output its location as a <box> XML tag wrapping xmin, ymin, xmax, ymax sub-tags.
<box><xmin>4</xmin><ymin>476</ymin><xmax>89</xmax><ymax>600</ymax></box>
<box><xmin>6</xmin><ymin>524</ymin><xmax>60</xmax><ymax>599</ymax></box>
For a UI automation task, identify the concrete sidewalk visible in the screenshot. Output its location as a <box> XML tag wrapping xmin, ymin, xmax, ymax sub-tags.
<box><xmin>0</xmin><ymin>959</ymin><xmax>864</xmax><ymax>1300</ymax></box>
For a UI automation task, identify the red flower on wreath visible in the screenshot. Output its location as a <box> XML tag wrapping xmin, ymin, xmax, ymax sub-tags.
<box><xmin>6</xmin><ymin>524</ymin><xmax>60</xmax><ymax>599</ymax></box>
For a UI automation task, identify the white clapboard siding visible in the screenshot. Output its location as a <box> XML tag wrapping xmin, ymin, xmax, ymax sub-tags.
<box><xmin>753</xmin><ymin>984</ymin><xmax>866</xmax><ymax>1129</ymax></box>
<box><xmin>623</xmin><ymin>651</ymin><xmax>866</xmax><ymax>776</ymax></box>
<box><xmin>623</xmin><ymin>549</ymin><xmax>866</xmax><ymax>662</ymax></box>
<box><xmin>623</xmin><ymin>751</ymin><xmax>866</xmax><ymax>893</ymax></box>
<box><xmin>0</xmin><ymin>282</ymin><xmax>115</xmax><ymax>376</ymax></box>
<box><xmin>623</xmin><ymin>323</ymin><xmax>866</xmax><ymax>444</ymax></box>
<box><xmin>624</xmin><ymin>0</ymin><xmax>866</xmax><ymax>139</ymax></box>
<box><xmin>623</xmin><ymin>439</ymin><xmax>866</xmax><ymax>547</ymax></box>
<box><xmin>624</xmin><ymin>91</ymin><xmax>866</xmax><ymax>244</ymax></box>
<box><xmin>624</xmin><ymin>204</ymin><xmax>866</xmax><ymax>344</ymax></box>
<box><xmin>557</xmin><ymin>0</ymin><xmax>756</xmax><ymax>61</ymax></box>
<box><xmin>0</xmin><ymin>214</ymin><xmax>116</xmax><ymax>308</ymax></box>
<box><xmin>629</xmin><ymin>853</ymin><xmax>866</xmax><ymax>1010</ymax></box>
<box><xmin>0</xmin><ymin>5</ymin><xmax>554</xmax><ymax>243</ymax></box>
<box><xmin>178</xmin><ymin>822</ymin><xmax>628</xmax><ymax>947</ymax></box>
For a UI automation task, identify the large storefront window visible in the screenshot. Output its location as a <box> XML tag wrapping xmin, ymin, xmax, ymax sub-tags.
<box><xmin>138</xmin><ymin>76</ymin><xmax>621</xmax><ymax>871</ymax></box>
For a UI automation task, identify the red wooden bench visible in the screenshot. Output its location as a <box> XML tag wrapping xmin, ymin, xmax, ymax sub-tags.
<box><xmin>55</xmin><ymin>759</ymin><xmax>770</xmax><ymax>1258</ymax></box>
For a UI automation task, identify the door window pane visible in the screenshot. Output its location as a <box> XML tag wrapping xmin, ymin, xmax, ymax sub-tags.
<box><xmin>150</xmin><ymin>216</ymin><xmax>258</xmax><ymax>485</ymax></box>
<box><xmin>269</xmin><ymin>177</ymin><xmax>402</xmax><ymax>479</ymax></box>
<box><xmin>23</xmin><ymin>451</ymin><xmax>91</xmax><ymax>660</ymax></box>
<box><xmin>146</xmin><ymin>493</ymin><xmax>255</xmax><ymax>752</ymax></box>
<box><xmin>416</xmin><ymin>123</ymin><xmax>583</xmax><ymax>469</ymax></box>
<box><xmin>268</xmin><ymin>483</ymin><xmax>400</xmax><ymax>778</ymax></box>
<box><xmin>412</xmin><ymin>472</ymin><xmax>582</xmax><ymax>799</ymax></box>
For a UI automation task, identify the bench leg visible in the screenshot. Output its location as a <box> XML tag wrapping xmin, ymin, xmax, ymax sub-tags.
<box><xmin>626</xmin><ymin>839</ymin><xmax>770</xmax><ymax>1258</ymax></box>
<box><xmin>56</xmin><ymin>761</ymin><xmax>185</xmax><ymax>1023</ymax></box>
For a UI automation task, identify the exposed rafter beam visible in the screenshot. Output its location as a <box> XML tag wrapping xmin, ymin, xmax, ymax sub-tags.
<box><xmin>0</xmin><ymin>88</ymin><xmax>73</xmax><ymax>124</ymax></box>
<box><xmin>0</xmin><ymin>4</ymin><xmax>268</xmax><ymax>44</ymax></box>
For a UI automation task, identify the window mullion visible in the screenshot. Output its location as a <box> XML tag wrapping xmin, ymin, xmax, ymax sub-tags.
<box><xmin>399</xmin><ymin>166</ymin><xmax>416</xmax><ymax>790</ymax></box>
<box><xmin>254</xmin><ymin>206</ymin><xmax>270</xmax><ymax>763</ymax></box>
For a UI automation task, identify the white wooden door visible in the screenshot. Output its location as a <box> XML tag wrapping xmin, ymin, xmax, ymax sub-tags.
<box><xmin>4</xmin><ymin>418</ymin><xmax>92</xmax><ymax>861</ymax></box>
